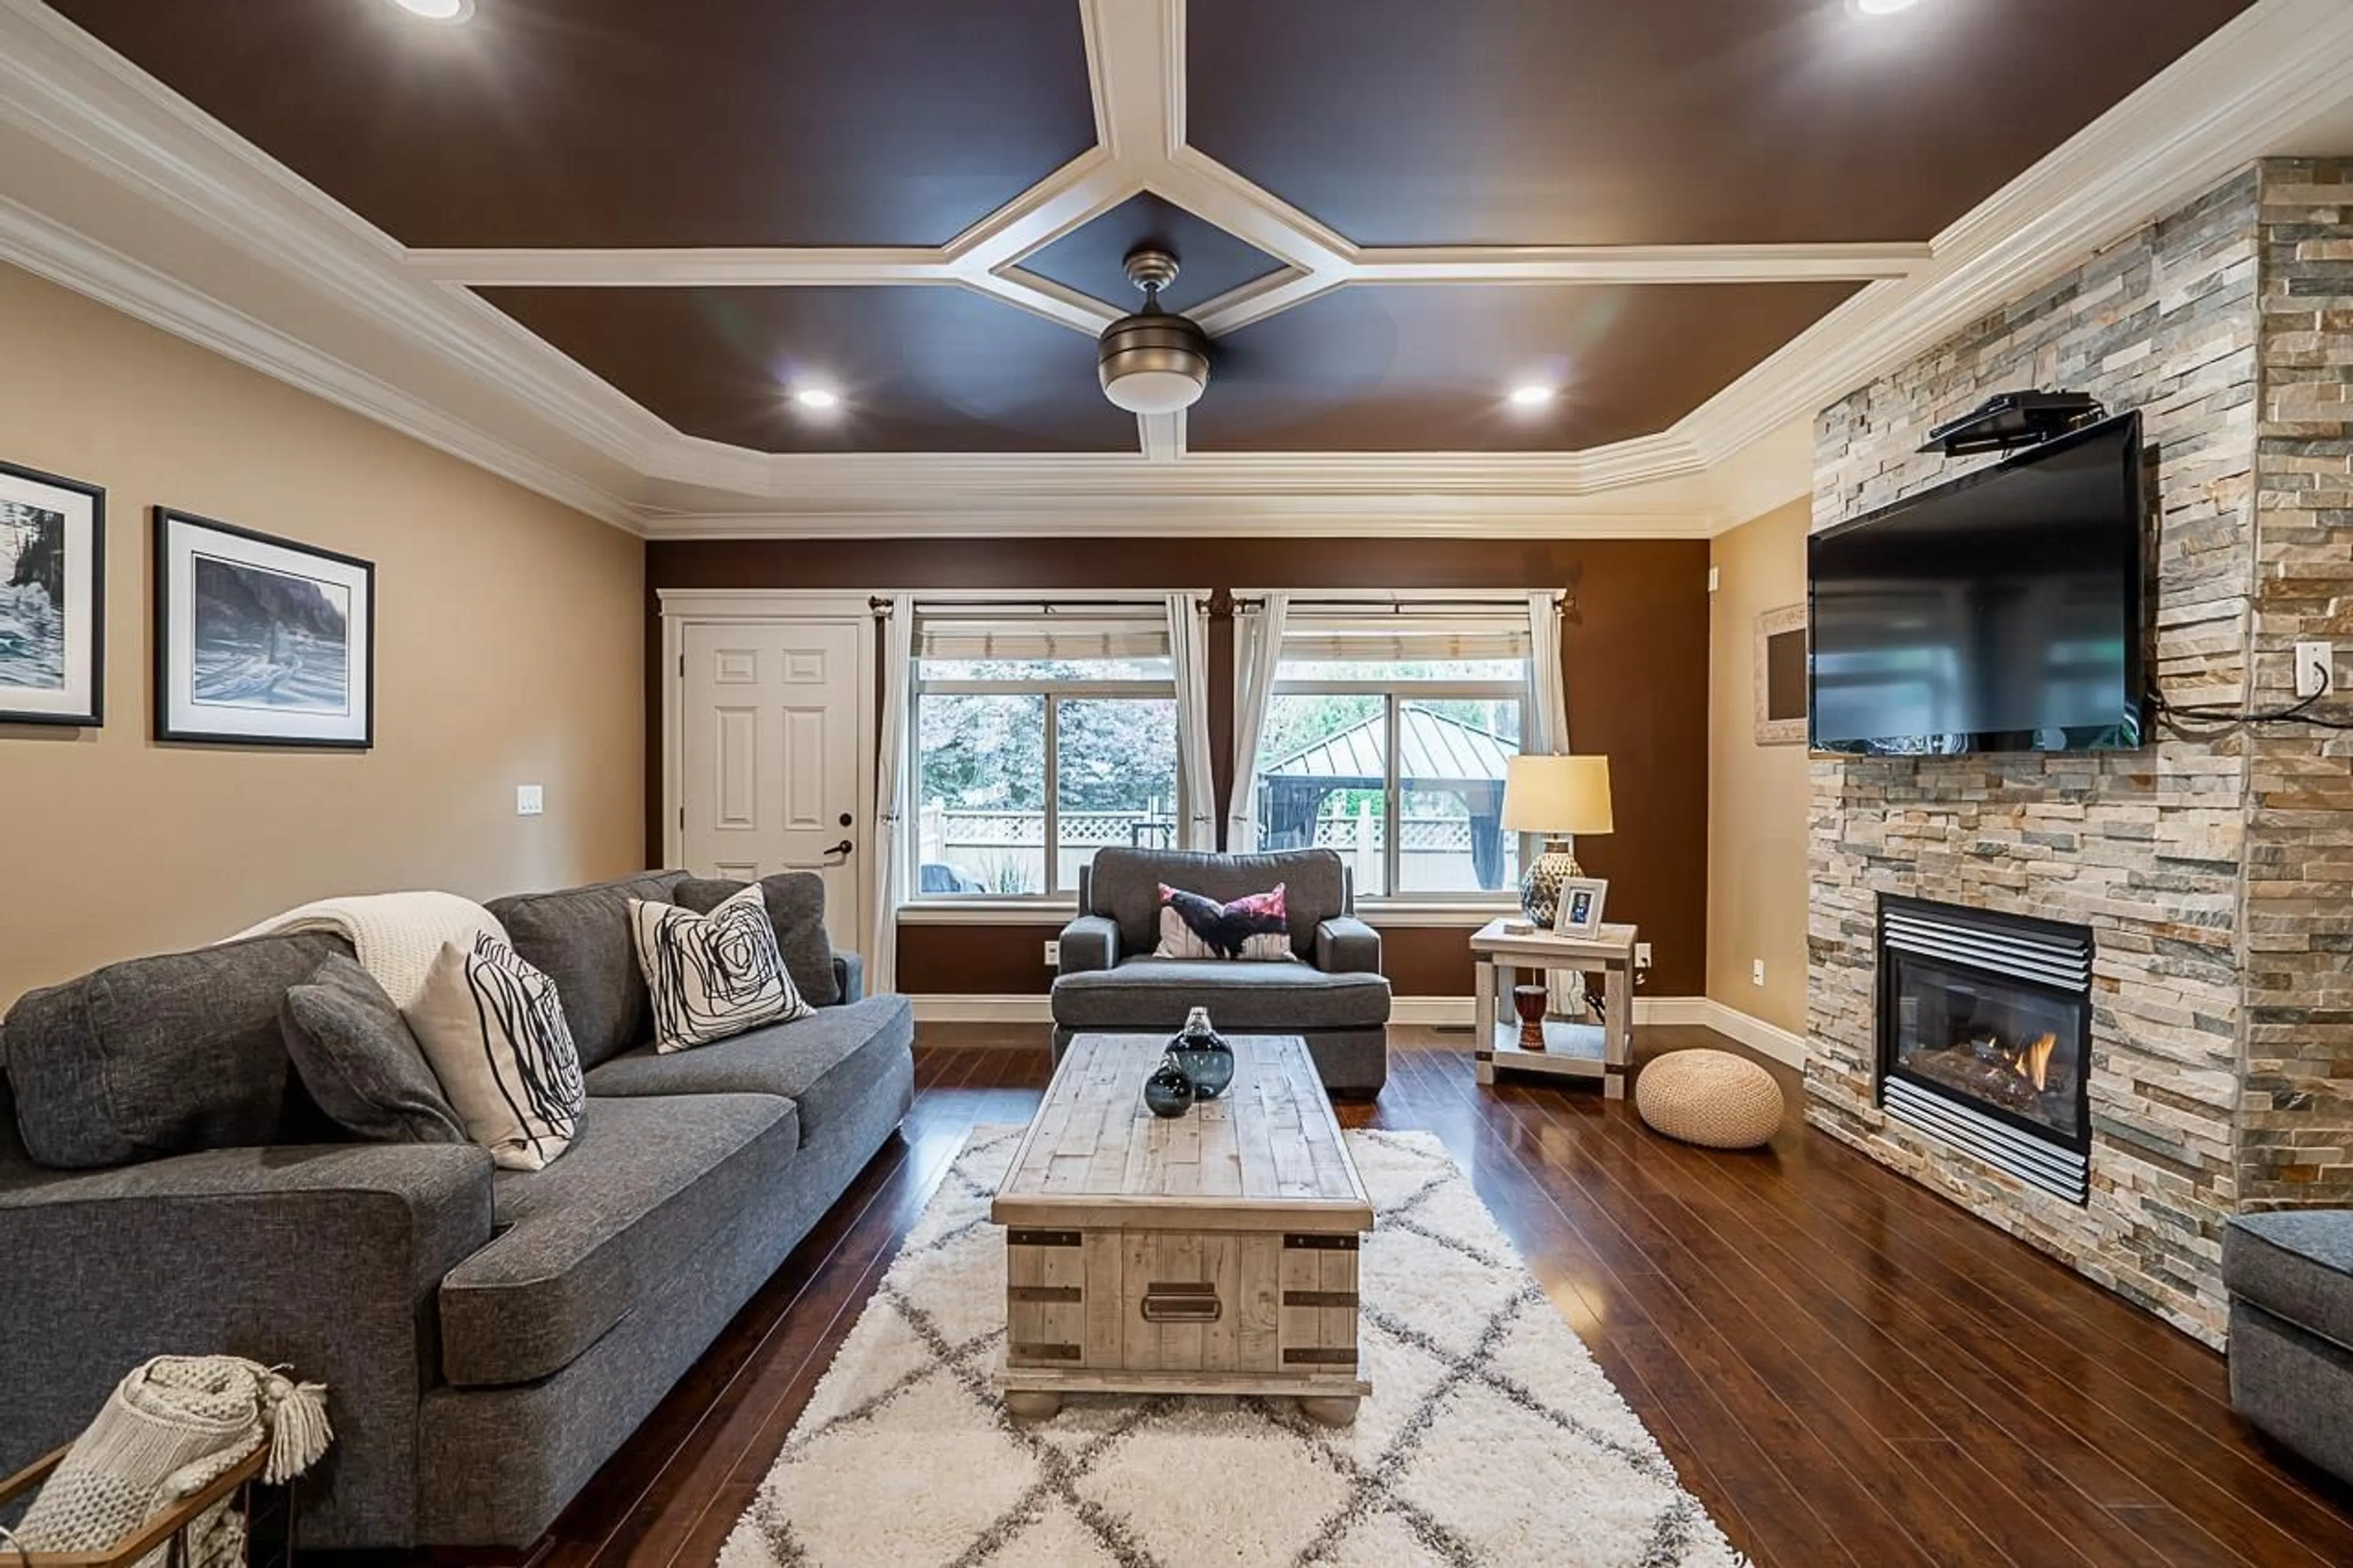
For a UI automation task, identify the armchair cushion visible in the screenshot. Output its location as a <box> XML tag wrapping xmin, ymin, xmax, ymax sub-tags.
<box><xmin>1086</xmin><ymin>848</ymin><xmax>1348</xmax><ymax>960</ymax></box>
<box><xmin>1051</xmin><ymin>958</ymin><xmax>1390</xmax><ymax>1034</ymax></box>
<box><xmin>1056</xmin><ymin>914</ymin><xmax>1122</xmax><ymax>976</ymax></box>
<box><xmin>1315</xmin><ymin>916</ymin><xmax>1384</xmax><ymax>976</ymax></box>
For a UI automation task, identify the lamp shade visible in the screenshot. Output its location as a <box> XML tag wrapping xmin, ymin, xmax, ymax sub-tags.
<box><xmin>1501</xmin><ymin>754</ymin><xmax>1613</xmax><ymax>835</ymax></box>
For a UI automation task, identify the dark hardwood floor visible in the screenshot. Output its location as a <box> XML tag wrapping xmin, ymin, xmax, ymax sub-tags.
<box><xmin>531</xmin><ymin>1025</ymin><xmax>2353</xmax><ymax>1568</ymax></box>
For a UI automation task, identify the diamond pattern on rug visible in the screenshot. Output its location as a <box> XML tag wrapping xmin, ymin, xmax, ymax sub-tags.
<box><xmin>718</xmin><ymin>1126</ymin><xmax>1746</xmax><ymax>1568</ymax></box>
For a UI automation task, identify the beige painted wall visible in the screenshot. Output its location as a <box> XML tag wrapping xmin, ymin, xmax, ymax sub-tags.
<box><xmin>1707</xmin><ymin>498</ymin><xmax>1811</xmax><ymax>1035</ymax></box>
<box><xmin>0</xmin><ymin>263</ymin><xmax>645</xmax><ymax>1006</ymax></box>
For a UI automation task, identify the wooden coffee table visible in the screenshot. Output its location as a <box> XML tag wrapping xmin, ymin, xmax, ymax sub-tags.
<box><xmin>991</xmin><ymin>1031</ymin><xmax>1374</xmax><ymax>1425</ymax></box>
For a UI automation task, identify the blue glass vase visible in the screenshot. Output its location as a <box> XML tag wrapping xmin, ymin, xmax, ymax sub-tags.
<box><xmin>1144</xmin><ymin>1052</ymin><xmax>1195</xmax><ymax>1118</ymax></box>
<box><xmin>1167</xmin><ymin>1006</ymin><xmax>1236</xmax><ymax>1100</ymax></box>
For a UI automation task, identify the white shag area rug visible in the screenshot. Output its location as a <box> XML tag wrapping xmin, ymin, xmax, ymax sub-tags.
<box><xmin>719</xmin><ymin>1126</ymin><xmax>1745</xmax><ymax>1568</ymax></box>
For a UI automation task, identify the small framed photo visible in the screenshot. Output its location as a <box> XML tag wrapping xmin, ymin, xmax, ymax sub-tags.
<box><xmin>0</xmin><ymin>460</ymin><xmax>105</xmax><ymax>728</ymax></box>
<box><xmin>1555</xmin><ymin>877</ymin><xmax>1608</xmax><ymax>939</ymax></box>
<box><xmin>154</xmin><ymin>509</ymin><xmax>374</xmax><ymax>748</ymax></box>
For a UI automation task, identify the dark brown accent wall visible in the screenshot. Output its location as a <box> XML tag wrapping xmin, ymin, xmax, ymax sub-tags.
<box><xmin>647</xmin><ymin>536</ymin><xmax>1711</xmax><ymax>996</ymax></box>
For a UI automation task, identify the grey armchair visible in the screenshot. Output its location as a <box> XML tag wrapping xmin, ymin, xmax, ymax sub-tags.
<box><xmin>1050</xmin><ymin>847</ymin><xmax>1390</xmax><ymax>1095</ymax></box>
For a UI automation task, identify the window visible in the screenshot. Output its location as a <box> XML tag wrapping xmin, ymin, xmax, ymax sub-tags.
<box><xmin>1248</xmin><ymin>613</ymin><xmax>1532</xmax><ymax>899</ymax></box>
<box><xmin>912</xmin><ymin>612</ymin><xmax>1179</xmax><ymax>898</ymax></box>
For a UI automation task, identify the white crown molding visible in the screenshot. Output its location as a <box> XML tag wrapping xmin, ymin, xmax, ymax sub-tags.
<box><xmin>0</xmin><ymin>0</ymin><xmax>2347</xmax><ymax>539</ymax></box>
<box><xmin>0</xmin><ymin>192</ymin><xmax>639</xmax><ymax>528</ymax></box>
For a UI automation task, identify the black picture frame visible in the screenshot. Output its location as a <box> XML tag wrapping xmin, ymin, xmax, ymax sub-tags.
<box><xmin>152</xmin><ymin>507</ymin><xmax>375</xmax><ymax>749</ymax></box>
<box><xmin>0</xmin><ymin>458</ymin><xmax>105</xmax><ymax>729</ymax></box>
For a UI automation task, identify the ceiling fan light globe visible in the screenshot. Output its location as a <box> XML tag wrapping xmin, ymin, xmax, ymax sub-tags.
<box><xmin>1097</xmin><ymin>309</ymin><xmax>1211</xmax><ymax>414</ymax></box>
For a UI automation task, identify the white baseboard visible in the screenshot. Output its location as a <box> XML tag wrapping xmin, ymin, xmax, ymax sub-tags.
<box><xmin>907</xmin><ymin>992</ymin><xmax>1755</xmax><ymax>1039</ymax></box>
<box><xmin>1693</xmin><ymin>999</ymin><xmax>1809</xmax><ymax>1068</ymax></box>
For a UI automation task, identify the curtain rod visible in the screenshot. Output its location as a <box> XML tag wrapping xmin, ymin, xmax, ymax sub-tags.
<box><xmin>1232</xmin><ymin>593</ymin><xmax>1569</xmax><ymax>613</ymax></box>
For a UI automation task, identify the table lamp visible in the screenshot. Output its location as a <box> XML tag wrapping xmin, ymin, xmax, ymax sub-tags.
<box><xmin>1501</xmin><ymin>754</ymin><xmax>1613</xmax><ymax>928</ymax></box>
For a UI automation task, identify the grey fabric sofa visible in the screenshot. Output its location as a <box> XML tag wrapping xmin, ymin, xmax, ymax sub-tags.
<box><xmin>1051</xmin><ymin>847</ymin><xmax>1389</xmax><ymax>1095</ymax></box>
<box><xmin>2224</xmin><ymin>1210</ymin><xmax>2353</xmax><ymax>1482</ymax></box>
<box><xmin>0</xmin><ymin>869</ymin><xmax>913</xmax><ymax>1551</ymax></box>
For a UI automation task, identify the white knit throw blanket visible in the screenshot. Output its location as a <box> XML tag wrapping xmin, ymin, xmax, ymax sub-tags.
<box><xmin>229</xmin><ymin>890</ymin><xmax>505</xmax><ymax>1010</ymax></box>
<box><xmin>12</xmin><ymin>1357</ymin><xmax>332</xmax><ymax>1568</ymax></box>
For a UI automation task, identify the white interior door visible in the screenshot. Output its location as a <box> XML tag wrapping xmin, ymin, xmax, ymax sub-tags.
<box><xmin>677</xmin><ymin>619</ymin><xmax>867</xmax><ymax>950</ymax></box>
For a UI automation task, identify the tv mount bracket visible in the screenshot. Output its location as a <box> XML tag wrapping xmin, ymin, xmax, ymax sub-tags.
<box><xmin>1919</xmin><ymin>390</ymin><xmax>2106</xmax><ymax>457</ymax></box>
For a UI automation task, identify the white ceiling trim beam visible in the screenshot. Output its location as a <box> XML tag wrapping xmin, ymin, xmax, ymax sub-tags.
<box><xmin>1677</xmin><ymin>0</ymin><xmax>2353</xmax><ymax>464</ymax></box>
<box><xmin>1348</xmin><ymin>242</ymin><xmax>1930</xmax><ymax>286</ymax></box>
<box><xmin>1139</xmin><ymin>411</ymin><xmax>1185</xmax><ymax>461</ymax></box>
<box><xmin>955</xmin><ymin>267</ymin><xmax>1125</xmax><ymax>334</ymax></box>
<box><xmin>635</xmin><ymin>500</ymin><xmax>1722</xmax><ymax>541</ymax></box>
<box><xmin>403</xmin><ymin>247</ymin><xmax>957</xmax><ymax>287</ymax></box>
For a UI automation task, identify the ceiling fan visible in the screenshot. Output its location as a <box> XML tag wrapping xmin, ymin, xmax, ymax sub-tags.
<box><xmin>1097</xmin><ymin>245</ymin><xmax>1211</xmax><ymax>415</ymax></box>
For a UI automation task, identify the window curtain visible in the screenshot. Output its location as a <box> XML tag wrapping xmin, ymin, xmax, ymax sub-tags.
<box><xmin>870</xmin><ymin>594</ymin><xmax>915</xmax><ymax>994</ymax></box>
<box><xmin>1226</xmin><ymin>591</ymin><xmax>1290</xmax><ymax>850</ymax></box>
<box><xmin>1527</xmin><ymin>589</ymin><xmax>1584</xmax><ymax>1013</ymax></box>
<box><xmin>1167</xmin><ymin>592</ymin><xmax>1216</xmax><ymax>850</ymax></box>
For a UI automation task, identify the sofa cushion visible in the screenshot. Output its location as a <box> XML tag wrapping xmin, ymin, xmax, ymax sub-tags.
<box><xmin>437</xmin><ymin>1091</ymin><xmax>798</xmax><ymax>1387</ymax></box>
<box><xmin>281</xmin><ymin>953</ymin><xmax>467</xmax><ymax>1145</ymax></box>
<box><xmin>583</xmin><ymin>996</ymin><xmax>913</xmax><ymax>1149</ymax></box>
<box><xmin>1088</xmin><ymin>848</ymin><xmax>1346</xmax><ymax>960</ymax></box>
<box><xmin>1051</xmin><ymin>958</ymin><xmax>1391</xmax><ymax>1032</ymax></box>
<box><xmin>2225</xmin><ymin>1211</ymin><xmax>2353</xmax><ymax>1350</ymax></box>
<box><xmin>4</xmin><ymin>932</ymin><xmax>352</xmax><ymax>1168</ymax></box>
<box><xmin>673</xmin><ymin>873</ymin><xmax>840</xmax><ymax>1007</ymax></box>
<box><xmin>487</xmin><ymin>871</ymin><xmax>688</xmax><ymax>1070</ymax></box>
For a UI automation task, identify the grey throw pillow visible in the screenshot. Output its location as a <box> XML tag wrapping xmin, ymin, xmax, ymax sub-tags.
<box><xmin>281</xmin><ymin>953</ymin><xmax>466</xmax><ymax>1144</ymax></box>
<box><xmin>674</xmin><ymin>872</ymin><xmax>840</xmax><ymax>1006</ymax></box>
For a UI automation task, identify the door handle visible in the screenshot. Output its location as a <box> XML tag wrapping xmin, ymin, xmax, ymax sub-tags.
<box><xmin>822</xmin><ymin>839</ymin><xmax>854</xmax><ymax>863</ymax></box>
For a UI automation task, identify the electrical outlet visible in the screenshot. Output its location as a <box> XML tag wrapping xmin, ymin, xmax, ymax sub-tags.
<box><xmin>515</xmin><ymin>784</ymin><xmax>544</xmax><ymax>817</ymax></box>
<box><xmin>1043</xmin><ymin>939</ymin><xmax>1060</xmax><ymax>967</ymax></box>
<box><xmin>1635</xmin><ymin>942</ymin><xmax>1653</xmax><ymax>970</ymax></box>
<box><xmin>2295</xmin><ymin>641</ymin><xmax>2334</xmax><ymax>700</ymax></box>
<box><xmin>1752</xmin><ymin>958</ymin><xmax>1767</xmax><ymax>987</ymax></box>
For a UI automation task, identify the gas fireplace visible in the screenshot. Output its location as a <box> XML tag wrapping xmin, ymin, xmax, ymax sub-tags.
<box><xmin>1877</xmin><ymin>896</ymin><xmax>2093</xmax><ymax>1203</ymax></box>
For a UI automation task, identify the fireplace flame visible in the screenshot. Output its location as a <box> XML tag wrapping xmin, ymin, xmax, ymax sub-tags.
<box><xmin>2013</xmin><ymin>1032</ymin><xmax>2058</xmax><ymax>1093</ymax></box>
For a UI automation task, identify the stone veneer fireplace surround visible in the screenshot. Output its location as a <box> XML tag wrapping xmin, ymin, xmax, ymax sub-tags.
<box><xmin>1807</xmin><ymin>159</ymin><xmax>2353</xmax><ymax>1348</ymax></box>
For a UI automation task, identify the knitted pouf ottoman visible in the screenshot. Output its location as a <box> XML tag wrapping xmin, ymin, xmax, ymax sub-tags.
<box><xmin>1635</xmin><ymin>1049</ymin><xmax>1784</xmax><ymax>1149</ymax></box>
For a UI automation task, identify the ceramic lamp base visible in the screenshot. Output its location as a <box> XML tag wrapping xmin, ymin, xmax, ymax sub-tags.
<box><xmin>1518</xmin><ymin>840</ymin><xmax>1583</xmax><ymax>928</ymax></box>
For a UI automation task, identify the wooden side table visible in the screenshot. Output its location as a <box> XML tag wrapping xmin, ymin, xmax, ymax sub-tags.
<box><xmin>1469</xmin><ymin>917</ymin><xmax>1639</xmax><ymax>1098</ymax></box>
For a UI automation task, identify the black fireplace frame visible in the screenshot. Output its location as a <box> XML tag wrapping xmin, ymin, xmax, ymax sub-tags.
<box><xmin>1874</xmin><ymin>893</ymin><xmax>2094</xmax><ymax>1163</ymax></box>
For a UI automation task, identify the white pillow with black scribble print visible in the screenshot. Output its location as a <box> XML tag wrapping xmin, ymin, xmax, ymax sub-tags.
<box><xmin>403</xmin><ymin>932</ymin><xmax>585</xmax><ymax>1172</ymax></box>
<box><xmin>629</xmin><ymin>885</ymin><xmax>812</xmax><ymax>1053</ymax></box>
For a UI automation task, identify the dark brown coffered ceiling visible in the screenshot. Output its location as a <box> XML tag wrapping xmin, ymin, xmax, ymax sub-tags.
<box><xmin>482</xmin><ymin>286</ymin><xmax>1142</xmax><ymax>453</ymax></box>
<box><xmin>1188</xmin><ymin>0</ymin><xmax>2256</xmax><ymax>245</ymax></box>
<box><xmin>1191</xmin><ymin>282</ymin><xmax>1863</xmax><ymax>452</ymax></box>
<box><xmin>1017</xmin><ymin>194</ymin><xmax>1286</xmax><ymax>313</ymax></box>
<box><xmin>42</xmin><ymin>0</ymin><xmax>2258</xmax><ymax>456</ymax></box>
<box><xmin>45</xmin><ymin>0</ymin><xmax>1097</xmax><ymax>249</ymax></box>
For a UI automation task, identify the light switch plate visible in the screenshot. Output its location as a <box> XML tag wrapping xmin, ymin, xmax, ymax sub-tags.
<box><xmin>2295</xmin><ymin>641</ymin><xmax>2334</xmax><ymax>699</ymax></box>
<box><xmin>515</xmin><ymin>784</ymin><xmax>544</xmax><ymax>816</ymax></box>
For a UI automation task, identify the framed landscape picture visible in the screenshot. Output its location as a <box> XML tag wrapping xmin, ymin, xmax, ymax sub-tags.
<box><xmin>154</xmin><ymin>509</ymin><xmax>373</xmax><ymax>748</ymax></box>
<box><xmin>0</xmin><ymin>460</ymin><xmax>104</xmax><ymax>727</ymax></box>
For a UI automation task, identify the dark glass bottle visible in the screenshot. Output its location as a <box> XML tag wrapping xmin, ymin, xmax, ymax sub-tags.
<box><xmin>1167</xmin><ymin>1006</ymin><xmax>1236</xmax><ymax>1100</ymax></box>
<box><xmin>1143</xmin><ymin>1051</ymin><xmax>1196</xmax><ymax>1118</ymax></box>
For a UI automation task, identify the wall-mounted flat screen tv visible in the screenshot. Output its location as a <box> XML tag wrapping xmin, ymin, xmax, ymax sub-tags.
<box><xmin>1808</xmin><ymin>410</ymin><xmax>2146</xmax><ymax>756</ymax></box>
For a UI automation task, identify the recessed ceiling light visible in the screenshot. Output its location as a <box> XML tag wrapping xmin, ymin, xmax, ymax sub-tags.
<box><xmin>1507</xmin><ymin>384</ymin><xmax>1557</xmax><ymax>409</ymax></box>
<box><xmin>390</xmin><ymin>0</ymin><xmax>474</xmax><ymax>19</ymax></box>
<box><xmin>793</xmin><ymin>387</ymin><xmax>842</xmax><ymax>412</ymax></box>
<box><xmin>1851</xmin><ymin>0</ymin><xmax>1921</xmax><ymax>14</ymax></box>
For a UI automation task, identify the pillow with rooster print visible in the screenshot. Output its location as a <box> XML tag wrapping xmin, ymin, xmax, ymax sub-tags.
<box><xmin>1153</xmin><ymin>882</ymin><xmax>1294</xmax><ymax>961</ymax></box>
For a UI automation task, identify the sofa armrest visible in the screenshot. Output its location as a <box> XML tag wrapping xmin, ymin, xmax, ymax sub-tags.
<box><xmin>1316</xmin><ymin>916</ymin><xmax>1383</xmax><ymax>975</ymax></box>
<box><xmin>1058</xmin><ymin>914</ymin><xmax>1122</xmax><ymax>977</ymax></box>
<box><xmin>832</xmin><ymin>951</ymin><xmax>865</xmax><ymax>1004</ymax></box>
<box><xmin>0</xmin><ymin>1143</ymin><xmax>496</xmax><ymax>1546</ymax></box>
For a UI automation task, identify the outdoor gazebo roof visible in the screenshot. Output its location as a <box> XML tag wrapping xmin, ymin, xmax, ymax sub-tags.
<box><xmin>1262</xmin><ymin>707</ymin><xmax>1517</xmax><ymax>784</ymax></box>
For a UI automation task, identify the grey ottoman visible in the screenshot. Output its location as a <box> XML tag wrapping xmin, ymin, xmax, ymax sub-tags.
<box><xmin>2222</xmin><ymin>1210</ymin><xmax>2353</xmax><ymax>1482</ymax></box>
